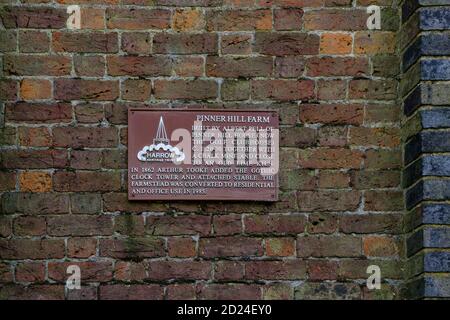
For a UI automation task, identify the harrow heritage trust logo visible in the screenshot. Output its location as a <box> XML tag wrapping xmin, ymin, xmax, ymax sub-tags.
<box><xmin>137</xmin><ymin>116</ymin><xmax>186</xmax><ymax>163</ymax></box>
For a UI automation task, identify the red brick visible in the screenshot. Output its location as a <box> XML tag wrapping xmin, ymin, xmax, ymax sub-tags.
<box><xmin>300</xmin><ymin>104</ymin><xmax>364</xmax><ymax>125</ymax></box>
<box><xmin>19</xmin><ymin>30</ymin><xmax>49</xmax><ymax>53</ymax></box>
<box><xmin>70</xmin><ymin>150</ymin><xmax>102</xmax><ymax>170</ymax></box>
<box><xmin>3</xmin><ymin>55</ymin><xmax>71</xmax><ymax>76</ymax></box>
<box><xmin>340</xmin><ymin>214</ymin><xmax>402</xmax><ymax>234</ymax></box>
<box><xmin>114</xmin><ymin>261</ymin><xmax>146</xmax><ymax>282</ymax></box>
<box><xmin>166</xmin><ymin>284</ymin><xmax>196</xmax><ymax>300</ymax></box>
<box><xmin>297</xmin><ymin>235</ymin><xmax>362</xmax><ymax>257</ymax></box>
<box><xmin>47</xmin><ymin>215</ymin><xmax>113</xmax><ymax>236</ymax></box>
<box><xmin>53</xmin><ymin>32</ymin><xmax>118</xmax><ymax>53</ymax></box>
<box><xmin>106</xmin><ymin>8</ymin><xmax>171</xmax><ymax>30</ymax></box>
<box><xmin>304</xmin><ymin>9</ymin><xmax>367</xmax><ymax>30</ymax></box>
<box><xmin>18</xmin><ymin>127</ymin><xmax>52</xmax><ymax>147</ymax></box>
<box><xmin>244</xmin><ymin>214</ymin><xmax>306</xmax><ymax>234</ymax></box>
<box><xmin>99</xmin><ymin>238</ymin><xmax>165</xmax><ymax>259</ymax></box>
<box><xmin>13</xmin><ymin>216</ymin><xmax>46</xmax><ymax>236</ymax></box>
<box><xmin>1</xmin><ymin>150</ymin><xmax>68</xmax><ymax>169</ymax></box>
<box><xmin>299</xmin><ymin>148</ymin><xmax>364</xmax><ymax>169</ymax></box>
<box><xmin>114</xmin><ymin>215</ymin><xmax>145</xmax><ymax>236</ymax></box>
<box><xmin>252</xmin><ymin>80</ymin><xmax>315</xmax><ymax>101</ymax></box>
<box><xmin>196</xmin><ymin>284</ymin><xmax>261</xmax><ymax>300</ymax></box>
<box><xmin>307</xmin><ymin>213</ymin><xmax>338</xmax><ymax>234</ymax></box>
<box><xmin>274</xmin><ymin>8</ymin><xmax>303</xmax><ymax>30</ymax></box>
<box><xmin>266</xmin><ymin>237</ymin><xmax>296</xmax><ymax>257</ymax></box>
<box><xmin>107</xmin><ymin>56</ymin><xmax>171</xmax><ymax>76</ymax></box>
<box><xmin>206</xmin><ymin>9</ymin><xmax>272</xmax><ymax>31</ymax></box>
<box><xmin>0</xmin><ymin>80</ymin><xmax>18</xmax><ymax>101</ymax></box>
<box><xmin>74</xmin><ymin>55</ymin><xmax>105</xmax><ymax>77</ymax></box>
<box><xmin>363</xmin><ymin>236</ymin><xmax>400</xmax><ymax>257</ymax></box>
<box><xmin>275</xmin><ymin>57</ymin><xmax>305</xmax><ymax>78</ymax></box>
<box><xmin>54</xmin><ymin>79</ymin><xmax>119</xmax><ymax>101</ymax></box>
<box><xmin>12</xmin><ymin>263</ymin><xmax>46</xmax><ymax>283</ymax></box>
<box><xmin>245</xmin><ymin>260</ymin><xmax>306</xmax><ymax>280</ymax></box>
<box><xmin>100</xmin><ymin>285</ymin><xmax>164</xmax><ymax>300</ymax></box>
<box><xmin>146</xmin><ymin>215</ymin><xmax>211</xmax><ymax>236</ymax></box>
<box><xmin>53</xmin><ymin>171</ymin><xmax>121</xmax><ymax>192</ymax></box>
<box><xmin>121</xmin><ymin>32</ymin><xmax>151</xmax><ymax>54</ymax></box>
<box><xmin>67</xmin><ymin>237</ymin><xmax>97</xmax><ymax>258</ymax></box>
<box><xmin>48</xmin><ymin>262</ymin><xmax>113</xmax><ymax>282</ymax></box>
<box><xmin>146</xmin><ymin>261</ymin><xmax>211</xmax><ymax>280</ymax></box>
<box><xmin>307</xmin><ymin>57</ymin><xmax>369</xmax><ymax>76</ymax></box>
<box><xmin>214</xmin><ymin>261</ymin><xmax>244</xmax><ymax>281</ymax></box>
<box><xmin>168</xmin><ymin>237</ymin><xmax>197</xmax><ymax>257</ymax></box>
<box><xmin>154</xmin><ymin>80</ymin><xmax>218</xmax><ymax>100</ymax></box>
<box><xmin>221</xmin><ymin>34</ymin><xmax>252</xmax><ymax>55</ymax></box>
<box><xmin>0</xmin><ymin>6</ymin><xmax>67</xmax><ymax>29</ymax></box>
<box><xmin>206</xmin><ymin>56</ymin><xmax>273</xmax><ymax>78</ymax></box>
<box><xmin>349</xmin><ymin>127</ymin><xmax>401</xmax><ymax>148</ymax></box>
<box><xmin>53</xmin><ymin>127</ymin><xmax>118</xmax><ymax>148</ymax></box>
<box><xmin>199</xmin><ymin>236</ymin><xmax>263</xmax><ymax>258</ymax></box>
<box><xmin>0</xmin><ymin>239</ymin><xmax>65</xmax><ymax>260</ymax></box>
<box><xmin>74</xmin><ymin>103</ymin><xmax>105</xmax><ymax>124</ymax></box>
<box><xmin>5</xmin><ymin>102</ymin><xmax>72</xmax><ymax>123</ymax></box>
<box><xmin>307</xmin><ymin>260</ymin><xmax>338</xmax><ymax>280</ymax></box>
<box><xmin>213</xmin><ymin>215</ymin><xmax>242</xmax><ymax>235</ymax></box>
<box><xmin>298</xmin><ymin>190</ymin><xmax>361</xmax><ymax>211</ymax></box>
<box><xmin>254</xmin><ymin>33</ymin><xmax>320</xmax><ymax>56</ymax></box>
<box><xmin>153</xmin><ymin>33</ymin><xmax>218</xmax><ymax>54</ymax></box>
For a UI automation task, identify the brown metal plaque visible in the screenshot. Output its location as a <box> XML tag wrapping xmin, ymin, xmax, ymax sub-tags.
<box><xmin>128</xmin><ymin>109</ymin><xmax>279</xmax><ymax>201</ymax></box>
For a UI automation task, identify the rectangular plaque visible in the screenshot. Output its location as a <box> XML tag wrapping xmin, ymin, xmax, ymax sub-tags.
<box><xmin>128</xmin><ymin>109</ymin><xmax>279</xmax><ymax>201</ymax></box>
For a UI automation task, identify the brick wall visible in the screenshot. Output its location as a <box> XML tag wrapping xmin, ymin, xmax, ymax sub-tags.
<box><xmin>0</xmin><ymin>1</ymin><xmax>408</xmax><ymax>300</ymax></box>
<box><xmin>401</xmin><ymin>0</ymin><xmax>450</xmax><ymax>299</ymax></box>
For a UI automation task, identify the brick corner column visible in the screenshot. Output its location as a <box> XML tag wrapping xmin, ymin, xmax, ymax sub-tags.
<box><xmin>400</xmin><ymin>0</ymin><xmax>450</xmax><ymax>299</ymax></box>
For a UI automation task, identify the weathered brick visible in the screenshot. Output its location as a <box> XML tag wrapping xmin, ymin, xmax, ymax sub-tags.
<box><xmin>244</xmin><ymin>214</ymin><xmax>306</xmax><ymax>234</ymax></box>
<box><xmin>299</xmin><ymin>148</ymin><xmax>364</xmax><ymax>169</ymax></box>
<box><xmin>1</xmin><ymin>150</ymin><xmax>68</xmax><ymax>169</ymax></box>
<box><xmin>168</xmin><ymin>237</ymin><xmax>197</xmax><ymax>257</ymax></box>
<box><xmin>199</xmin><ymin>236</ymin><xmax>263</xmax><ymax>258</ymax></box>
<box><xmin>153</xmin><ymin>33</ymin><xmax>218</xmax><ymax>54</ymax></box>
<box><xmin>14</xmin><ymin>216</ymin><xmax>46</xmax><ymax>236</ymax></box>
<box><xmin>53</xmin><ymin>32</ymin><xmax>118</xmax><ymax>53</ymax></box>
<box><xmin>245</xmin><ymin>260</ymin><xmax>306</xmax><ymax>280</ymax></box>
<box><xmin>196</xmin><ymin>284</ymin><xmax>261</xmax><ymax>300</ymax></box>
<box><xmin>20</xmin><ymin>79</ymin><xmax>52</xmax><ymax>101</ymax></box>
<box><xmin>147</xmin><ymin>261</ymin><xmax>211</xmax><ymax>280</ymax></box>
<box><xmin>154</xmin><ymin>80</ymin><xmax>218</xmax><ymax>100</ymax></box>
<box><xmin>254</xmin><ymin>33</ymin><xmax>320</xmax><ymax>56</ymax></box>
<box><xmin>48</xmin><ymin>262</ymin><xmax>113</xmax><ymax>282</ymax></box>
<box><xmin>74</xmin><ymin>55</ymin><xmax>105</xmax><ymax>77</ymax></box>
<box><xmin>5</xmin><ymin>102</ymin><xmax>72</xmax><ymax>123</ymax></box>
<box><xmin>221</xmin><ymin>34</ymin><xmax>252</xmax><ymax>55</ymax></box>
<box><xmin>300</xmin><ymin>104</ymin><xmax>364</xmax><ymax>125</ymax></box>
<box><xmin>298</xmin><ymin>190</ymin><xmax>361</xmax><ymax>212</ymax></box>
<box><xmin>1</xmin><ymin>193</ymin><xmax>69</xmax><ymax>215</ymax></box>
<box><xmin>114</xmin><ymin>215</ymin><xmax>145</xmax><ymax>236</ymax></box>
<box><xmin>0</xmin><ymin>239</ymin><xmax>65</xmax><ymax>260</ymax></box>
<box><xmin>19</xmin><ymin>30</ymin><xmax>49</xmax><ymax>53</ymax></box>
<box><xmin>67</xmin><ymin>237</ymin><xmax>97</xmax><ymax>258</ymax></box>
<box><xmin>19</xmin><ymin>171</ymin><xmax>52</xmax><ymax>192</ymax></box>
<box><xmin>252</xmin><ymin>80</ymin><xmax>315</xmax><ymax>101</ymax></box>
<box><xmin>99</xmin><ymin>237</ymin><xmax>165</xmax><ymax>259</ymax></box>
<box><xmin>0</xmin><ymin>6</ymin><xmax>67</xmax><ymax>29</ymax></box>
<box><xmin>297</xmin><ymin>235</ymin><xmax>362</xmax><ymax>257</ymax></box>
<box><xmin>307</xmin><ymin>213</ymin><xmax>338</xmax><ymax>234</ymax></box>
<box><xmin>206</xmin><ymin>9</ymin><xmax>272</xmax><ymax>31</ymax></box>
<box><xmin>3</xmin><ymin>55</ymin><xmax>71</xmax><ymax>76</ymax></box>
<box><xmin>99</xmin><ymin>285</ymin><xmax>164</xmax><ymax>300</ymax></box>
<box><xmin>53</xmin><ymin>127</ymin><xmax>118</xmax><ymax>148</ymax></box>
<box><xmin>106</xmin><ymin>8</ymin><xmax>171</xmax><ymax>30</ymax></box>
<box><xmin>265</xmin><ymin>238</ymin><xmax>296</xmax><ymax>257</ymax></box>
<box><xmin>47</xmin><ymin>215</ymin><xmax>113</xmax><ymax>236</ymax></box>
<box><xmin>147</xmin><ymin>215</ymin><xmax>210</xmax><ymax>236</ymax></box>
<box><xmin>173</xmin><ymin>9</ymin><xmax>205</xmax><ymax>31</ymax></box>
<box><xmin>206</xmin><ymin>56</ymin><xmax>273</xmax><ymax>78</ymax></box>
<box><xmin>53</xmin><ymin>171</ymin><xmax>121</xmax><ymax>192</ymax></box>
<box><xmin>54</xmin><ymin>79</ymin><xmax>119</xmax><ymax>101</ymax></box>
<box><xmin>15</xmin><ymin>263</ymin><xmax>45</xmax><ymax>283</ymax></box>
<box><xmin>121</xmin><ymin>32</ymin><xmax>151</xmax><ymax>54</ymax></box>
<box><xmin>107</xmin><ymin>56</ymin><xmax>171</xmax><ymax>76</ymax></box>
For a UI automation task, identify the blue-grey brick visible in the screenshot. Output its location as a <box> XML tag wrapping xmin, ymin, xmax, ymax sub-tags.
<box><xmin>404</xmin><ymin>133</ymin><xmax>422</xmax><ymax>164</ymax></box>
<box><xmin>424</xmin><ymin>252</ymin><xmax>450</xmax><ymax>272</ymax></box>
<box><xmin>421</xmin><ymin>59</ymin><xmax>450</xmax><ymax>80</ymax></box>
<box><xmin>422</xmin><ymin>83</ymin><xmax>450</xmax><ymax>105</ymax></box>
<box><xmin>422</xmin><ymin>108</ymin><xmax>450</xmax><ymax>128</ymax></box>
<box><xmin>406</xmin><ymin>179</ymin><xmax>450</xmax><ymax>209</ymax></box>
<box><xmin>404</xmin><ymin>155</ymin><xmax>450</xmax><ymax>187</ymax></box>
<box><xmin>403</xmin><ymin>36</ymin><xmax>422</xmax><ymax>72</ymax></box>
<box><xmin>424</xmin><ymin>275</ymin><xmax>450</xmax><ymax>297</ymax></box>
<box><xmin>420</xmin><ymin>8</ymin><xmax>450</xmax><ymax>30</ymax></box>
<box><xmin>424</xmin><ymin>227</ymin><xmax>450</xmax><ymax>248</ymax></box>
<box><xmin>423</xmin><ymin>204</ymin><xmax>450</xmax><ymax>224</ymax></box>
<box><xmin>422</xmin><ymin>131</ymin><xmax>450</xmax><ymax>152</ymax></box>
<box><xmin>403</xmin><ymin>84</ymin><xmax>422</xmax><ymax>116</ymax></box>
<box><xmin>420</xmin><ymin>0</ymin><xmax>450</xmax><ymax>5</ymax></box>
<box><xmin>403</xmin><ymin>0</ymin><xmax>420</xmax><ymax>22</ymax></box>
<box><xmin>422</xmin><ymin>33</ymin><xmax>450</xmax><ymax>55</ymax></box>
<box><xmin>407</xmin><ymin>227</ymin><xmax>450</xmax><ymax>256</ymax></box>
